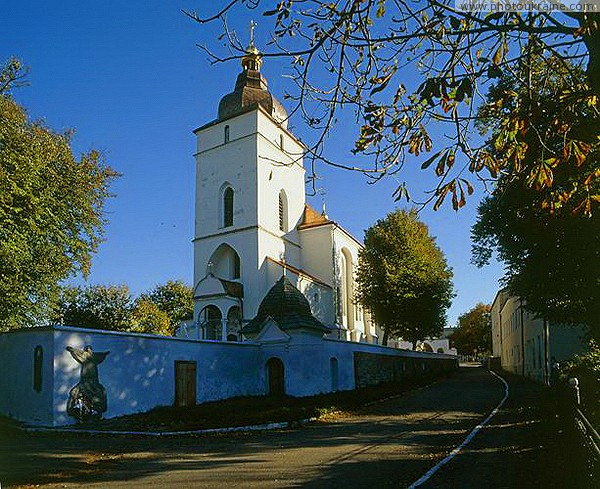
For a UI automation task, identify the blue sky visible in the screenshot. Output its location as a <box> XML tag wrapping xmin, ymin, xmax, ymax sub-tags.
<box><xmin>2</xmin><ymin>1</ymin><xmax>503</xmax><ymax>326</ymax></box>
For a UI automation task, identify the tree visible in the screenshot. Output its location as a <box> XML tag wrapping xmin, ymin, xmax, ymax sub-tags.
<box><xmin>130</xmin><ymin>298</ymin><xmax>171</xmax><ymax>336</ymax></box>
<box><xmin>53</xmin><ymin>281</ymin><xmax>192</xmax><ymax>336</ymax></box>
<box><xmin>0</xmin><ymin>59</ymin><xmax>118</xmax><ymax>331</ymax></box>
<box><xmin>355</xmin><ymin>208</ymin><xmax>454</xmax><ymax>347</ymax></box>
<box><xmin>56</xmin><ymin>285</ymin><xmax>133</xmax><ymax>332</ymax></box>
<box><xmin>472</xmin><ymin>57</ymin><xmax>600</xmax><ymax>338</ymax></box>
<box><xmin>450</xmin><ymin>303</ymin><xmax>491</xmax><ymax>356</ymax></box>
<box><xmin>139</xmin><ymin>280</ymin><xmax>194</xmax><ymax>335</ymax></box>
<box><xmin>188</xmin><ymin>4</ymin><xmax>599</xmax><ymax>212</ymax></box>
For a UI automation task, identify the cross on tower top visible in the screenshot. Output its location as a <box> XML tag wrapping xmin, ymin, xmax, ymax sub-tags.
<box><xmin>249</xmin><ymin>20</ymin><xmax>257</xmax><ymax>48</ymax></box>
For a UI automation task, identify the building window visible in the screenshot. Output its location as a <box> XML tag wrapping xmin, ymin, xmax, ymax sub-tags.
<box><xmin>224</xmin><ymin>125</ymin><xmax>230</xmax><ymax>143</ymax></box>
<box><xmin>200</xmin><ymin>305</ymin><xmax>222</xmax><ymax>340</ymax></box>
<box><xmin>278</xmin><ymin>190</ymin><xmax>288</xmax><ymax>232</ymax></box>
<box><xmin>279</xmin><ymin>134</ymin><xmax>284</xmax><ymax>150</ymax></box>
<box><xmin>208</xmin><ymin>243</ymin><xmax>242</xmax><ymax>280</ymax></box>
<box><xmin>339</xmin><ymin>252</ymin><xmax>348</xmax><ymax>323</ymax></box>
<box><xmin>223</xmin><ymin>187</ymin><xmax>234</xmax><ymax>227</ymax></box>
<box><xmin>33</xmin><ymin>345</ymin><xmax>43</xmax><ymax>392</ymax></box>
<box><xmin>226</xmin><ymin>306</ymin><xmax>242</xmax><ymax>341</ymax></box>
<box><xmin>233</xmin><ymin>252</ymin><xmax>241</xmax><ymax>279</ymax></box>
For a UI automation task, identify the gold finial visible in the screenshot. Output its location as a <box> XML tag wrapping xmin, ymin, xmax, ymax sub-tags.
<box><xmin>241</xmin><ymin>20</ymin><xmax>262</xmax><ymax>71</ymax></box>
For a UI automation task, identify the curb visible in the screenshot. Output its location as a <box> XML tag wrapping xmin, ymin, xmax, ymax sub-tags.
<box><xmin>23</xmin><ymin>417</ymin><xmax>318</xmax><ymax>437</ymax></box>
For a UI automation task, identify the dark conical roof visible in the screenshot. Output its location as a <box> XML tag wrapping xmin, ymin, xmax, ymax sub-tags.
<box><xmin>242</xmin><ymin>276</ymin><xmax>330</xmax><ymax>334</ymax></box>
<box><xmin>217</xmin><ymin>46</ymin><xmax>288</xmax><ymax>127</ymax></box>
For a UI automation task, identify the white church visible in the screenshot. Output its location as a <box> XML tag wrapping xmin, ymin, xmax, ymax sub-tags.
<box><xmin>0</xmin><ymin>39</ymin><xmax>457</xmax><ymax>428</ymax></box>
<box><xmin>185</xmin><ymin>39</ymin><xmax>377</xmax><ymax>344</ymax></box>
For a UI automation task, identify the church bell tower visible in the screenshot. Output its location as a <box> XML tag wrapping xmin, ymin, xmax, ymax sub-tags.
<box><xmin>191</xmin><ymin>30</ymin><xmax>307</xmax><ymax>339</ymax></box>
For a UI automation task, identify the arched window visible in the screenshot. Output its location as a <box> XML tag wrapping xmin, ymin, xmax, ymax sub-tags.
<box><xmin>340</xmin><ymin>248</ymin><xmax>354</xmax><ymax>329</ymax></box>
<box><xmin>278</xmin><ymin>190</ymin><xmax>288</xmax><ymax>232</ymax></box>
<box><xmin>208</xmin><ymin>243</ymin><xmax>242</xmax><ymax>280</ymax></box>
<box><xmin>224</xmin><ymin>125</ymin><xmax>230</xmax><ymax>143</ymax></box>
<box><xmin>223</xmin><ymin>186</ymin><xmax>234</xmax><ymax>227</ymax></box>
<box><xmin>33</xmin><ymin>345</ymin><xmax>43</xmax><ymax>392</ymax></box>
<box><xmin>200</xmin><ymin>305</ymin><xmax>222</xmax><ymax>340</ymax></box>
<box><xmin>339</xmin><ymin>252</ymin><xmax>348</xmax><ymax>324</ymax></box>
<box><xmin>226</xmin><ymin>306</ymin><xmax>242</xmax><ymax>341</ymax></box>
<box><xmin>279</xmin><ymin>134</ymin><xmax>284</xmax><ymax>150</ymax></box>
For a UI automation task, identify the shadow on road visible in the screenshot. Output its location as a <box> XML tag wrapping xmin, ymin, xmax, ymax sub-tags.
<box><xmin>0</xmin><ymin>367</ymin><xmax>591</xmax><ymax>488</ymax></box>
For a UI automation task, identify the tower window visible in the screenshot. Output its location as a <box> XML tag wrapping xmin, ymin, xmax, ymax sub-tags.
<box><xmin>278</xmin><ymin>190</ymin><xmax>288</xmax><ymax>232</ymax></box>
<box><xmin>279</xmin><ymin>134</ymin><xmax>284</xmax><ymax>150</ymax></box>
<box><xmin>223</xmin><ymin>187</ymin><xmax>234</xmax><ymax>227</ymax></box>
<box><xmin>224</xmin><ymin>125</ymin><xmax>230</xmax><ymax>143</ymax></box>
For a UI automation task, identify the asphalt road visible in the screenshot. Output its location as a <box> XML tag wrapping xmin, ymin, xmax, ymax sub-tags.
<box><xmin>0</xmin><ymin>366</ymin><xmax>590</xmax><ymax>488</ymax></box>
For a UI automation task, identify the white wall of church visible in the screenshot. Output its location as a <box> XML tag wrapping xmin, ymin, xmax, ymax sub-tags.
<box><xmin>256</xmin><ymin>110</ymin><xmax>306</xmax><ymax>237</ymax></box>
<box><xmin>194</xmin><ymin>111</ymin><xmax>259</xmax><ymax>237</ymax></box>
<box><xmin>1</xmin><ymin>326</ymin><xmax>457</xmax><ymax>427</ymax></box>
<box><xmin>299</xmin><ymin>225</ymin><xmax>335</xmax><ymax>285</ymax></box>
<box><xmin>332</xmin><ymin>226</ymin><xmax>373</xmax><ymax>341</ymax></box>
<box><xmin>51</xmin><ymin>327</ymin><xmax>264</xmax><ymax>426</ymax></box>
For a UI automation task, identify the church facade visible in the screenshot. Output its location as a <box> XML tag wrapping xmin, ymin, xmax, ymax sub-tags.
<box><xmin>186</xmin><ymin>42</ymin><xmax>376</xmax><ymax>344</ymax></box>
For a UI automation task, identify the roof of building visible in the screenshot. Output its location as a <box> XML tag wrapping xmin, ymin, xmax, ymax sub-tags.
<box><xmin>297</xmin><ymin>204</ymin><xmax>364</xmax><ymax>248</ymax></box>
<box><xmin>242</xmin><ymin>275</ymin><xmax>330</xmax><ymax>335</ymax></box>
<box><xmin>297</xmin><ymin>204</ymin><xmax>333</xmax><ymax>229</ymax></box>
<box><xmin>218</xmin><ymin>277</ymin><xmax>244</xmax><ymax>298</ymax></box>
<box><xmin>217</xmin><ymin>45</ymin><xmax>288</xmax><ymax>128</ymax></box>
<box><xmin>265</xmin><ymin>256</ymin><xmax>331</xmax><ymax>289</ymax></box>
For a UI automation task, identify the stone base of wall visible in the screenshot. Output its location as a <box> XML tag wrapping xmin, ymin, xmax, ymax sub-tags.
<box><xmin>353</xmin><ymin>351</ymin><xmax>457</xmax><ymax>388</ymax></box>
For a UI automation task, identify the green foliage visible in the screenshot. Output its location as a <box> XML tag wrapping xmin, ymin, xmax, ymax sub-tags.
<box><xmin>139</xmin><ymin>280</ymin><xmax>193</xmax><ymax>334</ymax></box>
<box><xmin>56</xmin><ymin>285</ymin><xmax>133</xmax><ymax>332</ymax></box>
<box><xmin>562</xmin><ymin>340</ymin><xmax>600</xmax><ymax>421</ymax></box>
<box><xmin>190</xmin><ymin>4</ymin><xmax>600</xmax><ymax>212</ymax></box>
<box><xmin>53</xmin><ymin>281</ymin><xmax>192</xmax><ymax>336</ymax></box>
<box><xmin>130</xmin><ymin>298</ymin><xmax>171</xmax><ymax>336</ymax></box>
<box><xmin>0</xmin><ymin>58</ymin><xmax>28</xmax><ymax>94</ymax></box>
<box><xmin>472</xmin><ymin>59</ymin><xmax>600</xmax><ymax>337</ymax></box>
<box><xmin>0</xmin><ymin>62</ymin><xmax>118</xmax><ymax>331</ymax></box>
<box><xmin>450</xmin><ymin>303</ymin><xmax>491</xmax><ymax>355</ymax></box>
<box><xmin>355</xmin><ymin>209</ymin><xmax>454</xmax><ymax>347</ymax></box>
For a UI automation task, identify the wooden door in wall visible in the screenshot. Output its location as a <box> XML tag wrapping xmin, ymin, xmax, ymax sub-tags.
<box><xmin>175</xmin><ymin>361</ymin><xmax>197</xmax><ymax>407</ymax></box>
<box><xmin>267</xmin><ymin>357</ymin><xmax>285</xmax><ymax>396</ymax></box>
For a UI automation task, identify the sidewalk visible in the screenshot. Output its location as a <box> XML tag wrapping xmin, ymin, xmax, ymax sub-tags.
<box><xmin>420</xmin><ymin>370</ymin><xmax>594</xmax><ymax>488</ymax></box>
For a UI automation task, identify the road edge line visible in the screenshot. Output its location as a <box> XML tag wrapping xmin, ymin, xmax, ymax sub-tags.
<box><xmin>407</xmin><ymin>369</ymin><xmax>509</xmax><ymax>488</ymax></box>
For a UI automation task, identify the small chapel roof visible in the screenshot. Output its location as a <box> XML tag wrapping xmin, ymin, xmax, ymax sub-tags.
<box><xmin>242</xmin><ymin>275</ymin><xmax>330</xmax><ymax>335</ymax></box>
<box><xmin>217</xmin><ymin>40</ymin><xmax>288</xmax><ymax>128</ymax></box>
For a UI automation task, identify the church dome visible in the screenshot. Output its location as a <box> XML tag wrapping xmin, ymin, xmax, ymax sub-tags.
<box><xmin>242</xmin><ymin>276</ymin><xmax>329</xmax><ymax>334</ymax></box>
<box><xmin>217</xmin><ymin>44</ymin><xmax>288</xmax><ymax>128</ymax></box>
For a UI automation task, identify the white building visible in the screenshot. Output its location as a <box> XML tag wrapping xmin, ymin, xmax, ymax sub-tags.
<box><xmin>188</xmin><ymin>41</ymin><xmax>376</xmax><ymax>343</ymax></box>
<box><xmin>490</xmin><ymin>289</ymin><xmax>587</xmax><ymax>384</ymax></box>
